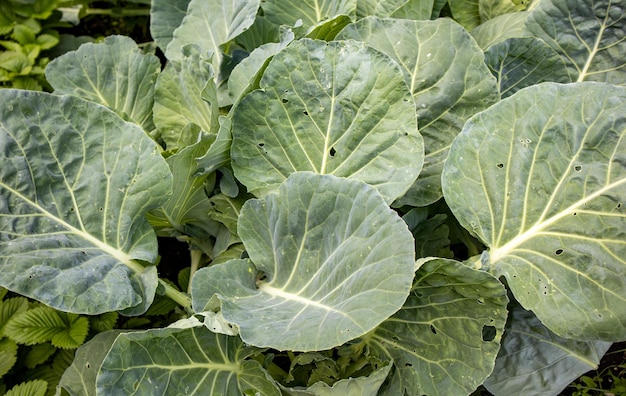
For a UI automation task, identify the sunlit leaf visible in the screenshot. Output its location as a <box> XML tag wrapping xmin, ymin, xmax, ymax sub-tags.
<box><xmin>96</xmin><ymin>327</ymin><xmax>281</xmax><ymax>395</ymax></box>
<box><xmin>165</xmin><ymin>0</ymin><xmax>260</xmax><ymax>67</ymax></box>
<box><xmin>45</xmin><ymin>36</ymin><xmax>161</xmax><ymax>135</ymax></box>
<box><xmin>192</xmin><ymin>172</ymin><xmax>416</xmax><ymax>351</ymax></box>
<box><xmin>231</xmin><ymin>38</ymin><xmax>423</xmax><ymax>204</ymax></box>
<box><xmin>262</xmin><ymin>0</ymin><xmax>356</xmax><ymax>31</ymax></box>
<box><xmin>442</xmin><ymin>82</ymin><xmax>626</xmax><ymax>340</ymax></box>
<box><xmin>0</xmin><ymin>90</ymin><xmax>172</xmax><ymax>315</ymax></box>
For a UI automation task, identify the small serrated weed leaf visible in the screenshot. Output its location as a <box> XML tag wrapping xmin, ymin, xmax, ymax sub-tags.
<box><xmin>4</xmin><ymin>306</ymin><xmax>65</xmax><ymax>345</ymax></box>
<box><xmin>0</xmin><ymin>296</ymin><xmax>30</xmax><ymax>336</ymax></box>
<box><xmin>5</xmin><ymin>379</ymin><xmax>47</xmax><ymax>396</ymax></box>
<box><xmin>51</xmin><ymin>313</ymin><xmax>89</xmax><ymax>349</ymax></box>
<box><xmin>0</xmin><ymin>338</ymin><xmax>18</xmax><ymax>377</ymax></box>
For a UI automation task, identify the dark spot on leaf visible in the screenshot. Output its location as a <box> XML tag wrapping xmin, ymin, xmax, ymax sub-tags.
<box><xmin>282</xmin><ymin>98</ymin><xmax>288</xmax><ymax>103</ymax></box>
<box><xmin>415</xmin><ymin>292</ymin><xmax>423</xmax><ymax>297</ymax></box>
<box><xmin>477</xmin><ymin>298</ymin><xmax>484</xmax><ymax>304</ymax></box>
<box><xmin>99</xmin><ymin>207</ymin><xmax>103</xmax><ymax>211</ymax></box>
<box><xmin>482</xmin><ymin>325</ymin><xmax>496</xmax><ymax>341</ymax></box>
<box><xmin>303</xmin><ymin>110</ymin><xmax>309</xmax><ymax>116</ymax></box>
<box><xmin>405</xmin><ymin>363</ymin><xmax>413</xmax><ymax>367</ymax></box>
<box><xmin>329</xmin><ymin>147</ymin><xmax>336</xmax><ymax>157</ymax></box>
<box><xmin>257</xmin><ymin>142</ymin><xmax>265</xmax><ymax>148</ymax></box>
<box><xmin>555</xmin><ymin>249</ymin><xmax>564</xmax><ymax>255</ymax></box>
<box><xmin>86</xmin><ymin>363</ymin><xmax>91</xmax><ymax>369</ymax></box>
<box><xmin>573</xmin><ymin>212</ymin><xmax>577</xmax><ymax>216</ymax></box>
<box><xmin>497</xmin><ymin>163</ymin><xmax>504</xmax><ymax>168</ymax></box>
<box><xmin>617</xmin><ymin>203</ymin><xmax>622</xmax><ymax>209</ymax></box>
<box><xmin>574</xmin><ymin>165</ymin><xmax>582</xmax><ymax>172</ymax></box>
<box><xmin>430</xmin><ymin>324</ymin><xmax>437</xmax><ymax>334</ymax></box>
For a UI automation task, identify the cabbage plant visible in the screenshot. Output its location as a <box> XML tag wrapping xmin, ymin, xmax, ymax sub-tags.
<box><xmin>0</xmin><ymin>0</ymin><xmax>624</xmax><ymax>395</ymax></box>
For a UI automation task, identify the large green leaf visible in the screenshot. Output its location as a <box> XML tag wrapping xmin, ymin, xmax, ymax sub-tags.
<box><xmin>149</xmin><ymin>0</ymin><xmax>191</xmax><ymax>51</ymax></box>
<box><xmin>337</xmin><ymin>17</ymin><xmax>499</xmax><ymax>206</ymax></box>
<box><xmin>262</xmin><ymin>0</ymin><xmax>356</xmax><ymax>30</ymax></box>
<box><xmin>192</xmin><ymin>172</ymin><xmax>416</xmax><ymax>351</ymax></box>
<box><xmin>525</xmin><ymin>0</ymin><xmax>626</xmax><ymax>84</ymax></box>
<box><xmin>0</xmin><ymin>90</ymin><xmax>172</xmax><ymax>315</ymax></box>
<box><xmin>368</xmin><ymin>258</ymin><xmax>508</xmax><ymax>396</ymax></box>
<box><xmin>153</xmin><ymin>44</ymin><xmax>219</xmax><ymax>151</ymax></box>
<box><xmin>165</xmin><ymin>0</ymin><xmax>260</xmax><ymax>66</ymax></box>
<box><xmin>442</xmin><ymin>82</ymin><xmax>626</xmax><ymax>341</ymax></box>
<box><xmin>45</xmin><ymin>36</ymin><xmax>161</xmax><ymax>136</ymax></box>
<box><xmin>231</xmin><ymin>38</ymin><xmax>423</xmax><ymax>204</ymax></box>
<box><xmin>96</xmin><ymin>327</ymin><xmax>280</xmax><ymax>395</ymax></box>
<box><xmin>484</xmin><ymin>300</ymin><xmax>612</xmax><ymax>396</ymax></box>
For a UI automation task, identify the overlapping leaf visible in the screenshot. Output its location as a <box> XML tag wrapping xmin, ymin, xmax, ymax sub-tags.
<box><xmin>96</xmin><ymin>327</ymin><xmax>280</xmax><ymax>395</ymax></box>
<box><xmin>484</xmin><ymin>37</ymin><xmax>571</xmax><ymax>97</ymax></box>
<box><xmin>526</xmin><ymin>0</ymin><xmax>626</xmax><ymax>84</ymax></box>
<box><xmin>231</xmin><ymin>38</ymin><xmax>423</xmax><ymax>204</ymax></box>
<box><xmin>470</xmin><ymin>11</ymin><xmax>530</xmax><ymax>49</ymax></box>
<box><xmin>262</xmin><ymin>0</ymin><xmax>356</xmax><ymax>31</ymax></box>
<box><xmin>165</xmin><ymin>0</ymin><xmax>260</xmax><ymax>66</ymax></box>
<box><xmin>150</xmin><ymin>0</ymin><xmax>192</xmax><ymax>51</ymax></box>
<box><xmin>146</xmin><ymin>139</ymin><xmax>219</xmax><ymax>242</ymax></box>
<box><xmin>338</xmin><ymin>17</ymin><xmax>499</xmax><ymax>206</ymax></box>
<box><xmin>484</xmin><ymin>300</ymin><xmax>612</xmax><ymax>396</ymax></box>
<box><xmin>281</xmin><ymin>362</ymin><xmax>391</xmax><ymax>395</ymax></box>
<box><xmin>192</xmin><ymin>172</ymin><xmax>416</xmax><ymax>351</ymax></box>
<box><xmin>368</xmin><ymin>258</ymin><xmax>508</xmax><ymax>396</ymax></box>
<box><xmin>0</xmin><ymin>90</ymin><xmax>172</xmax><ymax>315</ymax></box>
<box><xmin>442</xmin><ymin>82</ymin><xmax>626</xmax><ymax>340</ymax></box>
<box><xmin>45</xmin><ymin>36</ymin><xmax>161</xmax><ymax>135</ymax></box>
<box><xmin>153</xmin><ymin>44</ymin><xmax>219</xmax><ymax>151</ymax></box>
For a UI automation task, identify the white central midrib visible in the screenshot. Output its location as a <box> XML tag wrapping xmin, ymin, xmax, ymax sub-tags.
<box><xmin>577</xmin><ymin>17</ymin><xmax>606</xmax><ymax>82</ymax></box>
<box><xmin>319</xmin><ymin>94</ymin><xmax>336</xmax><ymax>174</ymax></box>
<box><xmin>490</xmin><ymin>178</ymin><xmax>625</xmax><ymax>262</ymax></box>
<box><xmin>258</xmin><ymin>283</ymin><xmax>340</xmax><ymax>313</ymax></box>
<box><xmin>2</xmin><ymin>182</ymin><xmax>143</xmax><ymax>274</ymax></box>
